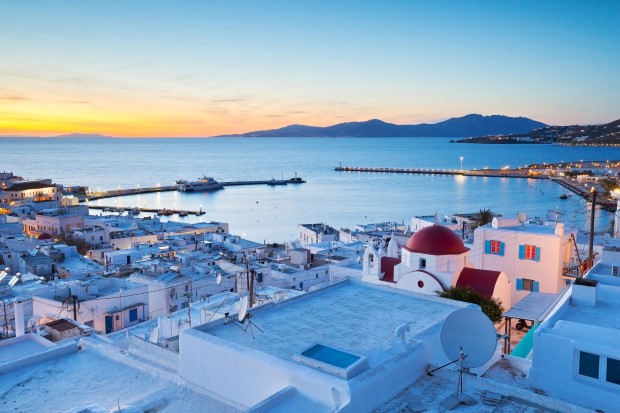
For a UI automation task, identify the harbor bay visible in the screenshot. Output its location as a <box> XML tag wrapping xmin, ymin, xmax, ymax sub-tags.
<box><xmin>3</xmin><ymin>137</ymin><xmax>618</xmax><ymax>242</ymax></box>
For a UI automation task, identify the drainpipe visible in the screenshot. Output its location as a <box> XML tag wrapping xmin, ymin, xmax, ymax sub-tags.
<box><xmin>14</xmin><ymin>298</ymin><xmax>25</xmax><ymax>337</ymax></box>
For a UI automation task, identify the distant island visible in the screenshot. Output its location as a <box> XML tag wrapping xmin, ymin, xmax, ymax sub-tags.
<box><xmin>52</xmin><ymin>133</ymin><xmax>114</xmax><ymax>139</ymax></box>
<box><xmin>455</xmin><ymin>118</ymin><xmax>620</xmax><ymax>146</ymax></box>
<box><xmin>216</xmin><ymin>114</ymin><xmax>546</xmax><ymax>138</ymax></box>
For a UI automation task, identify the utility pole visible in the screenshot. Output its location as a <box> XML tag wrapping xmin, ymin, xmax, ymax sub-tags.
<box><xmin>2</xmin><ymin>300</ymin><xmax>8</xmax><ymax>337</ymax></box>
<box><xmin>588</xmin><ymin>189</ymin><xmax>596</xmax><ymax>270</ymax></box>
<box><xmin>72</xmin><ymin>295</ymin><xmax>78</xmax><ymax>321</ymax></box>
<box><xmin>186</xmin><ymin>282</ymin><xmax>192</xmax><ymax>327</ymax></box>
<box><xmin>249</xmin><ymin>269</ymin><xmax>255</xmax><ymax>308</ymax></box>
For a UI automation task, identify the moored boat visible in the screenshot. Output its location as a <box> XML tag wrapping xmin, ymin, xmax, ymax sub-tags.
<box><xmin>177</xmin><ymin>176</ymin><xmax>224</xmax><ymax>192</ymax></box>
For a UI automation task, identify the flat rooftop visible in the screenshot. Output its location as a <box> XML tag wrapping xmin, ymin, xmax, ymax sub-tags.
<box><xmin>205</xmin><ymin>281</ymin><xmax>461</xmax><ymax>366</ymax></box>
<box><xmin>0</xmin><ymin>338</ymin><xmax>238</xmax><ymax>413</ymax></box>
<box><xmin>561</xmin><ymin>284</ymin><xmax>620</xmax><ymax>331</ymax></box>
<box><xmin>493</xmin><ymin>224</ymin><xmax>559</xmax><ymax>235</ymax></box>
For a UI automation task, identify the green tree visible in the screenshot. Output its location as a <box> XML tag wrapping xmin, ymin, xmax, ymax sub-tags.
<box><xmin>438</xmin><ymin>286</ymin><xmax>504</xmax><ymax>323</ymax></box>
<box><xmin>471</xmin><ymin>208</ymin><xmax>495</xmax><ymax>230</ymax></box>
<box><xmin>57</xmin><ymin>231</ymin><xmax>91</xmax><ymax>256</ymax></box>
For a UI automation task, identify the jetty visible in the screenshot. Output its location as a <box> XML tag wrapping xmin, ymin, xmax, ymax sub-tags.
<box><xmin>336</xmin><ymin>163</ymin><xmax>620</xmax><ymax>212</ymax></box>
<box><xmin>334</xmin><ymin>165</ymin><xmax>539</xmax><ymax>179</ymax></box>
<box><xmin>81</xmin><ymin>176</ymin><xmax>305</xmax><ymax>202</ymax></box>
<box><xmin>87</xmin><ymin>205</ymin><xmax>205</xmax><ymax>216</ymax></box>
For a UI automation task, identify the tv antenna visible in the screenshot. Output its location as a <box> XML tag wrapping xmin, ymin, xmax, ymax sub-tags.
<box><xmin>517</xmin><ymin>211</ymin><xmax>527</xmax><ymax>225</ymax></box>
<box><xmin>225</xmin><ymin>296</ymin><xmax>263</xmax><ymax>339</ymax></box>
<box><xmin>426</xmin><ymin>308</ymin><xmax>497</xmax><ymax>410</ymax></box>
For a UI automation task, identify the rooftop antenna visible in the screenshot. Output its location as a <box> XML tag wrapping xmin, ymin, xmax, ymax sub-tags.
<box><xmin>238</xmin><ymin>296</ymin><xmax>248</xmax><ymax>323</ymax></box>
<box><xmin>517</xmin><ymin>211</ymin><xmax>527</xmax><ymax>226</ymax></box>
<box><xmin>427</xmin><ymin>308</ymin><xmax>497</xmax><ymax>410</ymax></box>
<box><xmin>225</xmin><ymin>296</ymin><xmax>263</xmax><ymax>339</ymax></box>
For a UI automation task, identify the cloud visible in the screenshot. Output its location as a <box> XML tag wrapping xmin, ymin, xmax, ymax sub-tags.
<box><xmin>0</xmin><ymin>94</ymin><xmax>29</xmax><ymax>101</ymax></box>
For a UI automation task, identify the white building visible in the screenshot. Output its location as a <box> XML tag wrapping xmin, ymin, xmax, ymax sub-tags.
<box><xmin>528</xmin><ymin>246</ymin><xmax>620</xmax><ymax>411</ymax></box>
<box><xmin>32</xmin><ymin>277</ymin><xmax>148</xmax><ymax>334</ymax></box>
<box><xmin>129</xmin><ymin>264</ymin><xmax>228</xmax><ymax>319</ymax></box>
<box><xmin>299</xmin><ymin>223</ymin><xmax>338</xmax><ymax>247</ymax></box>
<box><xmin>362</xmin><ymin>224</ymin><xmax>511</xmax><ymax>308</ymax></box>
<box><xmin>178</xmin><ymin>280</ymin><xmax>484</xmax><ymax>412</ymax></box>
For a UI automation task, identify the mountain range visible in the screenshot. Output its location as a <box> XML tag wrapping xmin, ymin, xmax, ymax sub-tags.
<box><xmin>217</xmin><ymin>114</ymin><xmax>547</xmax><ymax>138</ymax></box>
<box><xmin>456</xmin><ymin>118</ymin><xmax>620</xmax><ymax>145</ymax></box>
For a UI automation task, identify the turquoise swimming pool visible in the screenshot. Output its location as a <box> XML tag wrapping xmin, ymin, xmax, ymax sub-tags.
<box><xmin>301</xmin><ymin>344</ymin><xmax>362</xmax><ymax>369</ymax></box>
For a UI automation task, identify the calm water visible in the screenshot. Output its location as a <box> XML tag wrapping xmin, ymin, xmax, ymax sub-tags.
<box><xmin>3</xmin><ymin>137</ymin><xmax>618</xmax><ymax>242</ymax></box>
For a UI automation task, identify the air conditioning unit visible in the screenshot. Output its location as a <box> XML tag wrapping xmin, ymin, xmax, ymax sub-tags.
<box><xmin>612</xmin><ymin>265</ymin><xmax>620</xmax><ymax>277</ymax></box>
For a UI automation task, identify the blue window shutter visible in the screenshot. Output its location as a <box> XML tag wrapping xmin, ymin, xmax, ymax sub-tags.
<box><xmin>516</xmin><ymin>278</ymin><xmax>523</xmax><ymax>290</ymax></box>
<box><xmin>535</xmin><ymin>247</ymin><xmax>541</xmax><ymax>262</ymax></box>
<box><xmin>518</xmin><ymin>245</ymin><xmax>525</xmax><ymax>259</ymax></box>
<box><xmin>499</xmin><ymin>242</ymin><xmax>505</xmax><ymax>256</ymax></box>
<box><xmin>533</xmin><ymin>281</ymin><xmax>540</xmax><ymax>292</ymax></box>
<box><xmin>484</xmin><ymin>240</ymin><xmax>491</xmax><ymax>254</ymax></box>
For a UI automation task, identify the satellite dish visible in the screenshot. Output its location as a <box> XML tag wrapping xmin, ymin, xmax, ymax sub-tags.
<box><xmin>440</xmin><ymin>308</ymin><xmax>497</xmax><ymax>368</ymax></box>
<box><xmin>216</xmin><ymin>274</ymin><xmax>222</xmax><ymax>285</ymax></box>
<box><xmin>517</xmin><ymin>212</ymin><xmax>527</xmax><ymax>224</ymax></box>
<box><xmin>238</xmin><ymin>296</ymin><xmax>248</xmax><ymax>322</ymax></box>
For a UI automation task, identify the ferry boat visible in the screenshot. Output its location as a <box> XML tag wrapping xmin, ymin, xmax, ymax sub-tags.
<box><xmin>177</xmin><ymin>176</ymin><xmax>224</xmax><ymax>192</ymax></box>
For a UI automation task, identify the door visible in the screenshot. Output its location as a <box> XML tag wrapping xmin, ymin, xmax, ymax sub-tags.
<box><xmin>105</xmin><ymin>315</ymin><xmax>113</xmax><ymax>334</ymax></box>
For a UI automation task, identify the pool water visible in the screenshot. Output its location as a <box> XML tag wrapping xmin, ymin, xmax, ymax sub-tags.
<box><xmin>301</xmin><ymin>344</ymin><xmax>361</xmax><ymax>369</ymax></box>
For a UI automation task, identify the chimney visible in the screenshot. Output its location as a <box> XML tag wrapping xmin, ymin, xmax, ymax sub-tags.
<box><xmin>572</xmin><ymin>278</ymin><xmax>598</xmax><ymax>307</ymax></box>
<box><xmin>555</xmin><ymin>222</ymin><xmax>565</xmax><ymax>236</ymax></box>
<box><xmin>13</xmin><ymin>298</ymin><xmax>25</xmax><ymax>337</ymax></box>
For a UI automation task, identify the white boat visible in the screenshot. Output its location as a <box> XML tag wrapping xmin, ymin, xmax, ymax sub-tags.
<box><xmin>178</xmin><ymin>176</ymin><xmax>224</xmax><ymax>192</ymax></box>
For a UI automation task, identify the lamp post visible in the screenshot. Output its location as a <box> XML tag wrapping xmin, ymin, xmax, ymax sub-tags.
<box><xmin>460</xmin><ymin>156</ymin><xmax>464</xmax><ymax>172</ymax></box>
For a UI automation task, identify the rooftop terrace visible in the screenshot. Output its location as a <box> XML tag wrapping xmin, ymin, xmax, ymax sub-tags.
<box><xmin>205</xmin><ymin>281</ymin><xmax>462</xmax><ymax>366</ymax></box>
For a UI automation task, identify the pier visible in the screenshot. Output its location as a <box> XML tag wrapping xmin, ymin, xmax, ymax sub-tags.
<box><xmin>336</xmin><ymin>164</ymin><xmax>619</xmax><ymax>211</ymax></box>
<box><xmin>334</xmin><ymin>165</ymin><xmax>539</xmax><ymax>179</ymax></box>
<box><xmin>81</xmin><ymin>176</ymin><xmax>305</xmax><ymax>202</ymax></box>
<box><xmin>88</xmin><ymin>205</ymin><xmax>204</xmax><ymax>216</ymax></box>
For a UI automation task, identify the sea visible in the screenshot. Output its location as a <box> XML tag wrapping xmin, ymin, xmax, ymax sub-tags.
<box><xmin>3</xmin><ymin>137</ymin><xmax>619</xmax><ymax>243</ymax></box>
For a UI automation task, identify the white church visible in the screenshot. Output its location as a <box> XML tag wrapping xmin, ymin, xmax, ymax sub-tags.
<box><xmin>362</xmin><ymin>224</ymin><xmax>511</xmax><ymax>307</ymax></box>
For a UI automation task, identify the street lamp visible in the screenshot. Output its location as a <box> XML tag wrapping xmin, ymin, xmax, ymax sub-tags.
<box><xmin>460</xmin><ymin>156</ymin><xmax>464</xmax><ymax>172</ymax></box>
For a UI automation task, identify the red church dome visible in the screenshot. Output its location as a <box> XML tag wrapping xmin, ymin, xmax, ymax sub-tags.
<box><xmin>404</xmin><ymin>225</ymin><xmax>469</xmax><ymax>255</ymax></box>
<box><xmin>38</xmin><ymin>232</ymin><xmax>52</xmax><ymax>240</ymax></box>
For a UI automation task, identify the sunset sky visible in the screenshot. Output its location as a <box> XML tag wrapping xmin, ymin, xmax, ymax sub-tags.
<box><xmin>1</xmin><ymin>1</ymin><xmax>618</xmax><ymax>137</ymax></box>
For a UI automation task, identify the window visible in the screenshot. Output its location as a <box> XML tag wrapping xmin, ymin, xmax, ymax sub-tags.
<box><xmin>579</xmin><ymin>351</ymin><xmax>599</xmax><ymax>379</ymax></box>
<box><xmin>525</xmin><ymin>245</ymin><xmax>536</xmax><ymax>259</ymax></box>
<box><xmin>419</xmin><ymin>258</ymin><xmax>426</xmax><ymax>269</ymax></box>
<box><xmin>129</xmin><ymin>308</ymin><xmax>138</xmax><ymax>322</ymax></box>
<box><xmin>516</xmin><ymin>278</ymin><xmax>539</xmax><ymax>292</ymax></box>
<box><xmin>490</xmin><ymin>240</ymin><xmax>501</xmax><ymax>254</ymax></box>
<box><xmin>485</xmin><ymin>240</ymin><xmax>505</xmax><ymax>256</ymax></box>
<box><xmin>519</xmin><ymin>244</ymin><xmax>540</xmax><ymax>261</ymax></box>
<box><xmin>607</xmin><ymin>357</ymin><xmax>620</xmax><ymax>385</ymax></box>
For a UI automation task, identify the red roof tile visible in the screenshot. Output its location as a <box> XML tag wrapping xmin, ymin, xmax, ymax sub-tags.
<box><xmin>456</xmin><ymin>267</ymin><xmax>501</xmax><ymax>299</ymax></box>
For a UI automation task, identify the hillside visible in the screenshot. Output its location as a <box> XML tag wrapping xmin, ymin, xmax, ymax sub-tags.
<box><xmin>217</xmin><ymin>114</ymin><xmax>546</xmax><ymax>138</ymax></box>
<box><xmin>456</xmin><ymin>119</ymin><xmax>620</xmax><ymax>145</ymax></box>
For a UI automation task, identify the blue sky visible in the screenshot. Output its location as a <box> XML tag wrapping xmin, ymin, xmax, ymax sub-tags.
<box><xmin>0</xmin><ymin>1</ymin><xmax>618</xmax><ymax>136</ymax></box>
